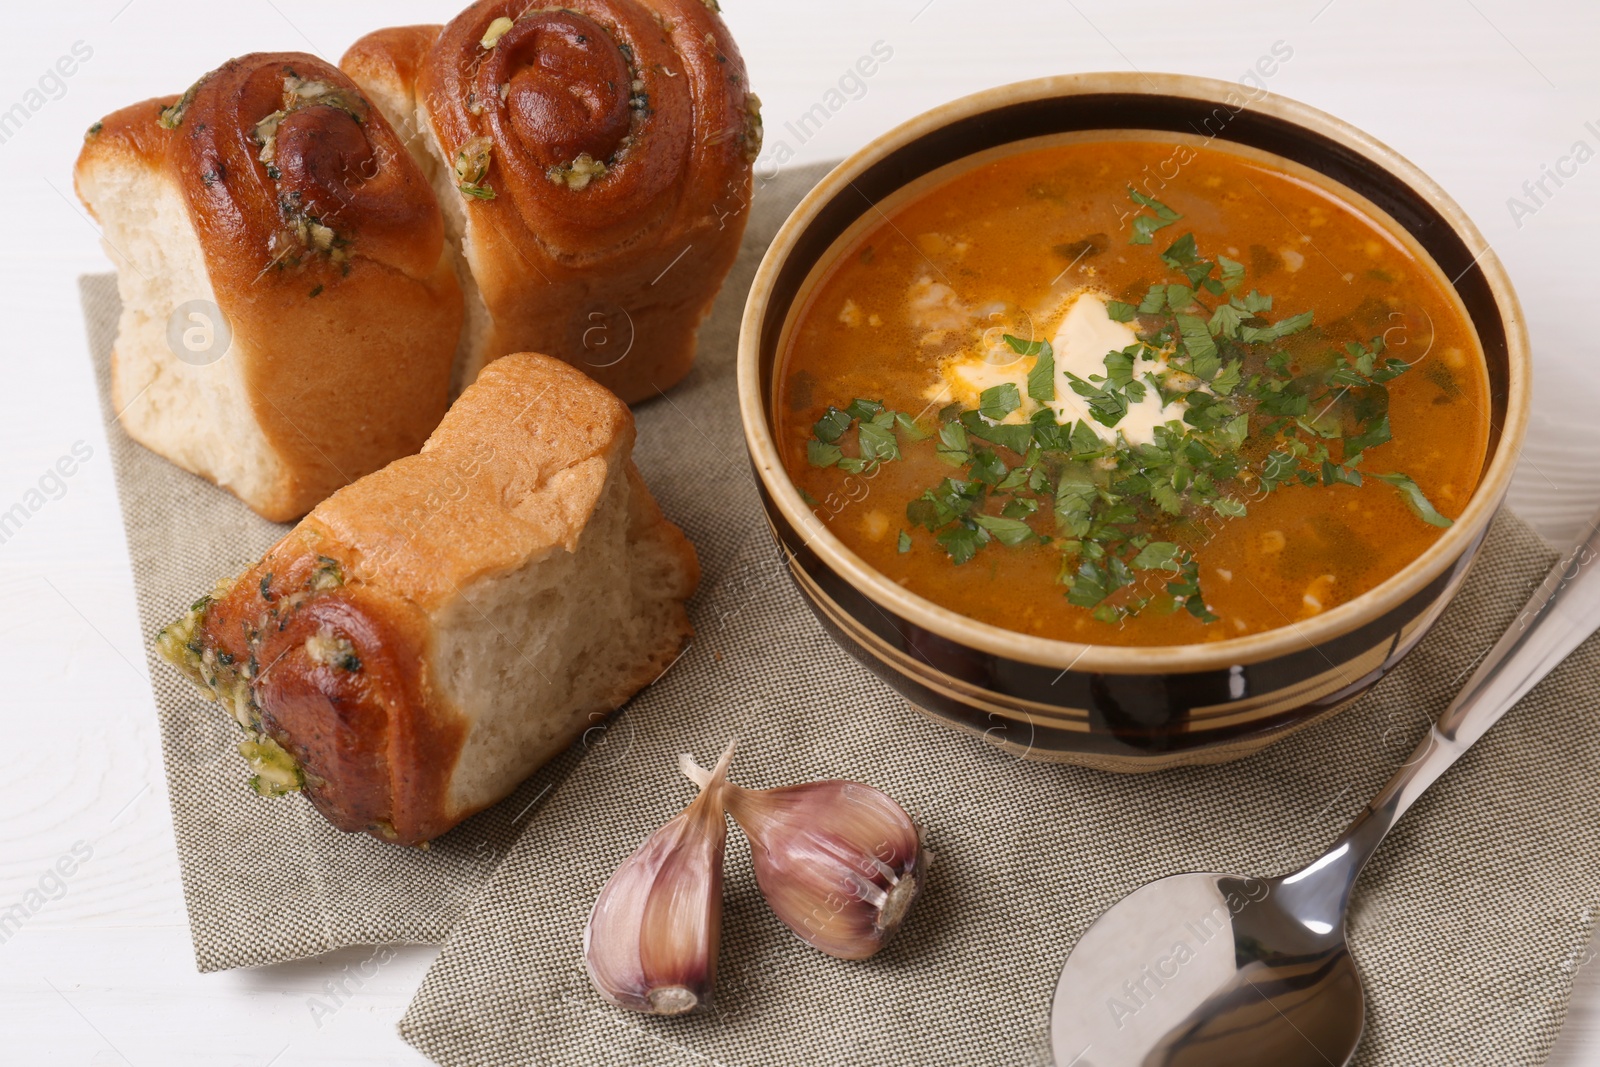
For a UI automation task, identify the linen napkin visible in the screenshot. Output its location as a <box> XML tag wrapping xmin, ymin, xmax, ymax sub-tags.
<box><xmin>391</xmin><ymin>168</ymin><xmax>1600</xmax><ymax>1066</ymax></box>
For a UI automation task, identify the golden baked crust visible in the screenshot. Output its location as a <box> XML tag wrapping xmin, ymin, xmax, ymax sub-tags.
<box><xmin>341</xmin><ymin>0</ymin><xmax>758</xmax><ymax>403</ymax></box>
<box><xmin>339</xmin><ymin>25</ymin><xmax>441</xmax><ymax>102</ymax></box>
<box><xmin>161</xmin><ymin>354</ymin><xmax>698</xmax><ymax>845</ymax></box>
<box><xmin>338</xmin><ymin>25</ymin><xmax>443</xmax><ymax>171</ymax></box>
<box><xmin>76</xmin><ymin>52</ymin><xmax>463</xmax><ymax>521</ymax></box>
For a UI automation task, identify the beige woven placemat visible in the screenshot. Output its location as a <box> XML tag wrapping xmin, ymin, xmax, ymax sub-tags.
<box><xmin>84</xmin><ymin>163</ymin><xmax>1600</xmax><ymax>1065</ymax></box>
<box><xmin>390</xmin><ymin>166</ymin><xmax>1599</xmax><ymax>1066</ymax></box>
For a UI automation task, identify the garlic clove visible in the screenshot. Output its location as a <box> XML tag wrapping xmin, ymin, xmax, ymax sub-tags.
<box><xmin>584</xmin><ymin>743</ymin><xmax>735</xmax><ymax>1014</ymax></box>
<box><xmin>735</xmin><ymin>780</ymin><xmax>926</xmax><ymax>960</ymax></box>
<box><xmin>681</xmin><ymin>757</ymin><xmax>927</xmax><ymax>961</ymax></box>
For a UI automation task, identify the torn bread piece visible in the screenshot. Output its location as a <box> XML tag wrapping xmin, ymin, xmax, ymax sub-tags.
<box><xmin>157</xmin><ymin>353</ymin><xmax>699</xmax><ymax>845</ymax></box>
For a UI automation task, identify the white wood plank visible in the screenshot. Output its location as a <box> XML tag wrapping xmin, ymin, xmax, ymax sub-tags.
<box><xmin>3</xmin><ymin>1</ymin><xmax>1595</xmax><ymax>1063</ymax></box>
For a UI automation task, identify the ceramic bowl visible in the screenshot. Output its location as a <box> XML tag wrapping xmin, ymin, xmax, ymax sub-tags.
<box><xmin>737</xmin><ymin>72</ymin><xmax>1529</xmax><ymax>771</ymax></box>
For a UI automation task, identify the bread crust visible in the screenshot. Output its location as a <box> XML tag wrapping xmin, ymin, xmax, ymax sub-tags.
<box><xmin>76</xmin><ymin>53</ymin><xmax>464</xmax><ymax>521</ymax></box>
<box><xmin>163</xmin><ymin>354</ymin><xmax>698</xmax><ymax>845</ymax></box>
<box><xmin>338</xmin><ymin>25</ymin><xmax>443</xmax><ymax>174</ymax></box>
<box><xmin>341</xmin><ymin>0</ymin><xmax>758</xmax><ymax>404</ymax></box>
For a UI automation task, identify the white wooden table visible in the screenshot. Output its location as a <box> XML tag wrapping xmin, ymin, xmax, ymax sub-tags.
<box><xmin>2</xmin><ymin>1</ymin><xmax>1596</xmax><ymax>1063</ymax></box>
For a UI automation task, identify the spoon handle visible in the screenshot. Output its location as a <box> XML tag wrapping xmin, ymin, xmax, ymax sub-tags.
<box><xmin>1324</xmin><ymin>508</ymin><xmax>1600</xmax><ymax>878</ymax></box>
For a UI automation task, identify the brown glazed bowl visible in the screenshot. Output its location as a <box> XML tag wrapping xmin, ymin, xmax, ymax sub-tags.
<box><xmin>737</xmin><ymin>73</ymin><xmax>1529</xmax><ymax>772</ymax></box>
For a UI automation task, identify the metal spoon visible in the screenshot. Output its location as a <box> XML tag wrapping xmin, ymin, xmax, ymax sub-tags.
<box><xmin>1050</xmin><ymin>508</ymin><xmax>1600</xmax><ymax>1067</ymax></box>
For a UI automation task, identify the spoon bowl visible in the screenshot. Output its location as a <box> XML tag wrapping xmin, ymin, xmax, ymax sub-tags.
<box><xmin>1051</xmin><ymin>870</ymin><xmax>1363</xmax><ymax>1066</ymax></box>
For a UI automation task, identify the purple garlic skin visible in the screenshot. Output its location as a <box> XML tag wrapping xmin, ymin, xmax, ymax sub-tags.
<box><xmin>725</xmin><ymin>778</ymin><xmax>926</xmax><ymax>960</ymax></box>
<box><xmin>583</xmin><ymin>746</ymin><xmax>734</xmax><ymax>1014</ymax></box>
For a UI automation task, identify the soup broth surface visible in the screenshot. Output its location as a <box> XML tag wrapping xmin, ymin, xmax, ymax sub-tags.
<box><xmin>778</xmin><ymin>138</ymin><xmax>1490</xmax><ymax>647</ymax></box>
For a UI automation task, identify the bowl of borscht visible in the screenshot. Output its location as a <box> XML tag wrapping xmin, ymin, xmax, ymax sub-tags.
<box><xmin>737</xmin><ymin>72</ymin><xmax>1529</xmax><ymax>770</ymax></box>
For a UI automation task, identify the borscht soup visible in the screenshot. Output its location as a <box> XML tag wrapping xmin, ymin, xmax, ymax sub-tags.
<box><xmin>776</xmin><ymin>137</ymin><xmax>1490</xmax><ymax>647</ymax></box>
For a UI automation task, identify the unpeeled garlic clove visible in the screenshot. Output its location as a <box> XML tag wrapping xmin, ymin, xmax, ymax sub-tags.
<box><xmin>683</xmin><ymin>758</ymin><xmax>926</xmax><ymax>961</ymax></box>
<box><xmin>584</xmin><ymin>743</ymin><xmax>735</xmax><ymax>1015</ymax></box>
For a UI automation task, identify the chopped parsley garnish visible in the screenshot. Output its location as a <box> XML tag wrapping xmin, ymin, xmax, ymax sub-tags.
<box><xmin>1127</xmin><ymin>187</ymin><xmax>1182</xmax><ymax>244</ymax></box>
<box><xmin>804</xmin><ymin>189</ymin><xmax>1451</xmax><ymax>625</ymax></box>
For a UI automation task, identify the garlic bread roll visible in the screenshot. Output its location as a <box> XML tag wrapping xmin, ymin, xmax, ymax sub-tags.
<box><xmin>75</xmin><ymin>52</ymin><xmax>463</xmax><ymax>521</ymax></box>
<box><xmin>157</xmin><ymin>353</ymin><xmax>699</xmax><ymax>846</ymax></box>
<box><xmin>341</xmin><ymin>0</ymin><xmax>760</xmax><ymax>403</ymax></box>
